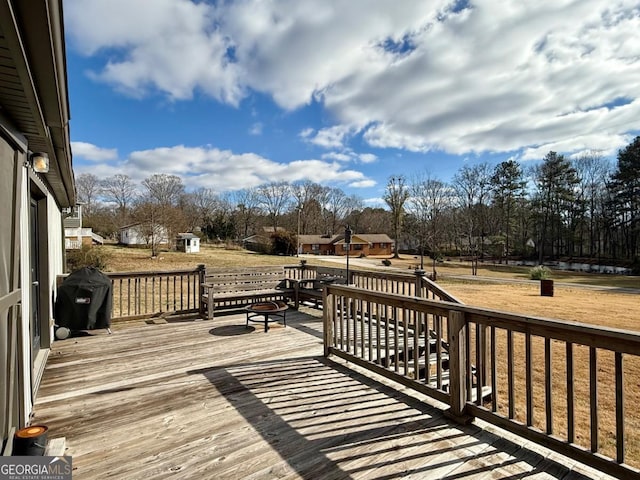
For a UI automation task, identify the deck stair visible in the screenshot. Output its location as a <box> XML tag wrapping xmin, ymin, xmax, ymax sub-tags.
<box><xmin>343</xmin><ymin>311</ymin><xmax>490</xmax><ymax>401</ymax></box>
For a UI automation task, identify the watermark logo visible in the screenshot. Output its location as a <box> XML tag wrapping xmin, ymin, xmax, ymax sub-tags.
<box><xmin>0</xmin><ymin>456</ymin><xmax>72</xmax><ymax>480</ymax></box>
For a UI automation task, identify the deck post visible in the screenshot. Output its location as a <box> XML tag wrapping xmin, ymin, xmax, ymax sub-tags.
<box><xmin>323</xmin><ymin>287</ymin><xmax>333</xmax><ymax>357</ymax></box>
<box><xmin>197</xmin><ymin>264</ymin><xmax>206</xmax><ymax>317</ymax></box>
<box><xmin>446</xmin><ymin>309</ymin><xmax>472</xmax><ymax>423</ymax></box>
<box><xmin>414</xmin><ymin>269</ymin><xmax>425</xmax><ymax>298</ymax></box>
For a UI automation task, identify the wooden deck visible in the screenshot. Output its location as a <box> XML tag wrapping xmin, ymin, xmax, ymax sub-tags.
<box><xmin>32</xmin><ymin>309</ymin><xmax>615</xmax><ymax>479</ymax></box>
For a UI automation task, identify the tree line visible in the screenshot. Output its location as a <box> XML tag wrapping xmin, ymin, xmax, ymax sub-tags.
<box><xmin>77</xmin><ymin>136</ymin><xmax>640</xmax><ymax>270</ymax></box>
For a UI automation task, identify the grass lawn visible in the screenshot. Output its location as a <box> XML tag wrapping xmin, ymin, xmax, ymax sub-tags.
<box><xmin>100</xmin><ymin>243</ymin><xmax>301</xmax><ymax>271</ymax></box>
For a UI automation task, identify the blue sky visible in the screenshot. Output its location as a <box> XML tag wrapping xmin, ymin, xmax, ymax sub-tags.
<box><xmin>64</xmin><ymin>0</ymin><xmax>640</xmax><ymax>206</ymax></box>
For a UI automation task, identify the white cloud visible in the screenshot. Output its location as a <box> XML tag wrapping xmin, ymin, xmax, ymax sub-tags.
<box><xmin>363</xmin><ymin>197</ymin><xmax>386</xmax><ymax>207</ymax></box>
<box><xmin>66</xmin><ymin>0</ymin><xmax>640</xmax><ymax>158</ymax></box>
<box><xmin>73</xmin><ymin>144</ymin><xmax>372</xmax><ymax>192</ymax></box>
<box><xmin>350</xmin><ymin>179</ymin><xmax>377</xmax><ymax>188</ymax></box>
<box><xmin>65</xmin><ymin>0</ymin><xmax>243</xmax><ymax>104</ymax></box>
<box><xmin>303</xmin><ymin>125</ymin><xmax>353</xmax><ymax>149</ymax></box>
<box><xmin>71</xmin><ymin>141</ymin><xmax>118</xmax><ymax>161</ymax></box>
<box><xmin>520</xmin><ymin>133</ymin><xmax>632</xmax><ymax>161</ymax></box>
<box><xmin>298</xmin><ymin>127</ymin><xmax>314</xmax><ymax>139</ymax></box>
<box><xmin>249</xmin><ymin>122</ymin><xmax>263</xmax><ymax>135</ymax></box>
<box><xmin>358</xmin><ymin>153</ymin><xmax>378</xmax><ymax>164</ymax></box>
<box><xmin>322</xmin><ymin>152</ymin><xmax>352</xmax><ymax>162</ymax></box>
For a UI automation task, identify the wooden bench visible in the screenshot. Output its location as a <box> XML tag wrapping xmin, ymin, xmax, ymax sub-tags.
<box><xmin>200</xmin><ymin>266</ymin><xmax>294</xmax><ymax>319</ymax></box>
<box><xmin>292</xmin><ymin>266</ymin><xmax>348</xmax><ymax>308</ymax></box>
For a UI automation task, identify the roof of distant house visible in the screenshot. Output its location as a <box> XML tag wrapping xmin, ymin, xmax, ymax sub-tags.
<box><xmin>298</xmin><ymin>233</ymin><xmax>394</xmax><ymax>245</ymax></box>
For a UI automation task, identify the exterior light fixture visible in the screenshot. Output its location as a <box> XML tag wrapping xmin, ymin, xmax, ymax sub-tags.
<box><xmin>31</xmin><ymin>152</ymin><xmax>49</xmax><ymax>173</ymax></box>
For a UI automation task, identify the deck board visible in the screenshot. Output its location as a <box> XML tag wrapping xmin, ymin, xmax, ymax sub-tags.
<box><xmin>32</xmin><ymin>310</ymin><xmax>613</xmax><ymax>479</ymax></box>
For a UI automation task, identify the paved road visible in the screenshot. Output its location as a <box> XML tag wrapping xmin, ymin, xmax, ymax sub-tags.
<box><xmin>301</xmin><ymin>254</ymin><xmax>640</xmax><ymax>295</ymax></box>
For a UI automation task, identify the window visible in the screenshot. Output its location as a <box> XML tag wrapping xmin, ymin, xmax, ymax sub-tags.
<box><xmin>380</xmin><ymin>243</ymin><xmax>387</xmax><ymax>248</ymax></box>
<box><xmin>312</xmin><ymin>244</ymin><xmax>320</xmax><ymax>250</ymax></box>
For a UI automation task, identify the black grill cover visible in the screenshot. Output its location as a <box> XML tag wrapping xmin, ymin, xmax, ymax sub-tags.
<box><xmin>55</xmin><ymin>267</ymin><xmax>113</xmax><ymax>330</ymax></box>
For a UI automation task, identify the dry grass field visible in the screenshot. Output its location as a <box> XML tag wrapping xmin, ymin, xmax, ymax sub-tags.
<box><xmin>441</xmin><ymin>281</ymin><xmax>640</xmax><ymax>332</ymax></box>
<box><xmin>101</xmin><ymin>243</ymin><xmax>298</xmax><ymax>272</ymax></box>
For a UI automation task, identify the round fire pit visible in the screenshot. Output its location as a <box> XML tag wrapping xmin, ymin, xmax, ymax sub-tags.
<box><xmin>245</xmin><ymin>300</ymin><xmax>288</xmax><ymax>332</ymax></box>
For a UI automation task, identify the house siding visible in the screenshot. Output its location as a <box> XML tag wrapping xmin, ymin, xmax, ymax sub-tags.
<box><xmin>369</xmin><ymin>243</ymin><xmax>391</xmax><ymax>256</ymax></box>
<box><xmin>0</xmin><ymin>129</ymin><xmax>24</xmax><ymax>447</ymax></box>
<box><xmin>0</xmin><ymin>0</ymin><xmax>74</xmax><ymax>451</ymax></box>
<box><xmin>301</xmin><ymin>244</ymin><xmax>334</xmax><ymax>255</ymax></box>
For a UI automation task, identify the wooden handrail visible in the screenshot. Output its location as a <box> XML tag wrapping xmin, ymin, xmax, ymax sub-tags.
<box><xmin>322</xmin><ymin>284</ymin><xmax>640</xmax><ymax>479</ymax></box>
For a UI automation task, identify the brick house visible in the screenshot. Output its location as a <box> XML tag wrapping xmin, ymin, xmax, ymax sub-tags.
<box><xmin>298</xmin><ymin>234</ymin><xmax>394</xmax><ymax>256</ymax></box>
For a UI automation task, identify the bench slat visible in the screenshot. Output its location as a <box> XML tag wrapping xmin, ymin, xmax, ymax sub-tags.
<box><xmin>201</xmin><ymin>266</ymin><xmax>293</xmax><ymax>319</ymax></box>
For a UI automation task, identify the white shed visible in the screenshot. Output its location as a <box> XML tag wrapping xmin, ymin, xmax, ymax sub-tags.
<box><xmin>176</xmin><ymin>233</ymin><xmax>200</xmax><ymax>253</ymax></box>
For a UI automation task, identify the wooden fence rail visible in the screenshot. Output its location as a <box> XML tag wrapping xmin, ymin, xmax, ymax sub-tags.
<box><xmin>107</xmin><ymin>267</ymin><xmax>204</xmax><ymax>320</ymax></box>
<box><xmin>104</xmin><ymin>264</ymin><xmax>448</xmax><ymax>321</ymax></box>
<box><xmin>323</xmin><ymin>282</ymin><xmax>640</xmax><ymax>479</ymax></box>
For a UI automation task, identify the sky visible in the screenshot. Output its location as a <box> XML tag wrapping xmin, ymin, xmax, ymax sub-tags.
<box><xmin>64</xmin><ymin>0</ymin><xmax>640</xmax><ymax>206</ymax></box>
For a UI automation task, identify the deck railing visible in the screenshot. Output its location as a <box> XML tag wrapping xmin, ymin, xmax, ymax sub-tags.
<box><xmin>58</xmin><ymin>266</ymin><xmax>206</xmax><ymax>321</ymax></box>
<box><xmin>322</xmin><ymin>281</ymin><xmax>640</xmax><ymax>479</ymax></box>
<box><xmin>56</xmin><ymin>263</ymin><xmax>640</xmax><ymax>475</ymax></box>
<box><xmin>101</xmin><ymin>263</ymin><xmax>450</xmax><ymax>321</ymax></box>
<box><xmin>107</xmin><ymin>267</ymin><xmax>204</xmax><ymax>320</ymax></box>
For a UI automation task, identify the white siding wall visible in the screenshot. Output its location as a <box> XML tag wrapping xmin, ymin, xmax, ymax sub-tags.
<box><xmin>18</xmin><ymin>172</ymin><xmax>65</xmax><ymax>421</ymax></box>
<box><xmin>48</xmin><ymin>198</ymin><xmax>64</xmax><ymax>333</ymax></box>
<box><xmin>18</xmin><ymin>165</ymin><xmax>32</xmax><ymax>421</ymax></box>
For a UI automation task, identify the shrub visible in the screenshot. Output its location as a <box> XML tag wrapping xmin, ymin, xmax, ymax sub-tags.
<box><xmin>66</xmin><ymin>245</ymin><xmax>112</xmax><ymax>272</ymax></box>
<box><xmin>381</xmin><ymin>259</ymin><xmax>392</xmax><ymax>266</ymax></box>
<box><xmin>271</xmin><ymin>231</ymin><xmax>297</xmax><ymax>256</ymax></box>
<box><xmin>359</xmin><ymin>252</ymin><xmax>366</xmax><ymax>258</ymax></box>
<box><xmin>529</xmin><ymin>265</ymin><xmax>552</xmax><ymax>280</ymax></box>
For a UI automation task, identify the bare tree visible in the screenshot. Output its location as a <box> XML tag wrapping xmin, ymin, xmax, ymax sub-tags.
<box><xmin>453</xmin><ymin>163</ymin><xmax>493</xmax><ymax>271</ymax></box>
<box><xmin>572</xmin><ymin>151</ymin><xmax>612</xmax><ymax>258</ymax></box>
<box><xmin>75</xmin><ymin>173</ymin><xmax>101</xmax><ymax>216</ymax></box>
<box><xmin>324</xmin><ymin>188</ymin><xmax>351</xmax><ymax>235</ymax></box>
<box><xmin>383</xmin><ymin>175</ymin><xmax>410</xmax><ymax>258</ymax></box>
<box><xmin>140</xmin><ymin>174</ymin><xmax>185</xmax><ymax>254</ymax></box>
<box><xmin>256</xmin><ymin>182</ymin><xmax>291</xmax><ymax>231</ymax></box>
<box><xmin>234</xmin><ymin>188</ymin><xmax>259</xmax><ymax>239</ymax></box>
<box><xmin>291</xmin><ymin>181</ymin><xmax>328</xmax><ymax>235</ymax></box>
<box><xmin>421</xmin><ymin>177</ymin><xmax>451</xmax><ymax>278</ymax></box>
<box><xmin>100</xmin><ymin>174</ymin><xmax>137</xmax><ymax>225</ymax></box>
<box><xmin>142</xmin><ymin>174</ymin><xmax>184</xmax><ymax>206</ymax></box>
<box><xmin>408</xmin><ymin>173</ymin><xmax>450</xmax><ymax>273</ymax></box>
<box><xmin>130</xmin><ymin>201</ymin><xmax>170</xmax><ymax>256</ymax></box>
<box><xmin>349</xmin><ymin>207</ymin><xmax>391</xmax><ymax>234</ymax></box>
<box><xmin>187</xmin><ymin>187</ymin><xmax>220</xmax><ymax>234</ymax></box>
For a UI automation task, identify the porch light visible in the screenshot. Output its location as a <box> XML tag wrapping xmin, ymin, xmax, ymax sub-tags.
<box><xmin>31</xmin><ymin>152</ymin><xmax>50</xmax><ymax>173</ymax></box>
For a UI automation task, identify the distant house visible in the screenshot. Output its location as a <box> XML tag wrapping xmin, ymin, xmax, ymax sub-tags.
<box><xmin>119</xmin><ymin>222</ymin><xmax>169</xmax><ymax>247</ymax></box>
<box><xmin>176</xmin><ymin>233</ymin><xmax>200</xmax><ymax>253</ymax></box>
<box><xmin>297</xmin><ymin>235</ymin><xmax>336</xmax><ymax>255</ymax></box>
<box><xmin>243</xmin><ymin>226</ymin><xmax>286</xmax><ymax>253</ymax></box>
<box><xmin>63</xmin><ymin>203</ymin><xmax>104</xmax><ymax>249</ymax></box>
<box><xmin>298</xmin><ymin>234</ymin><xmax>394</xmax><ymax>256</ymax></box>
